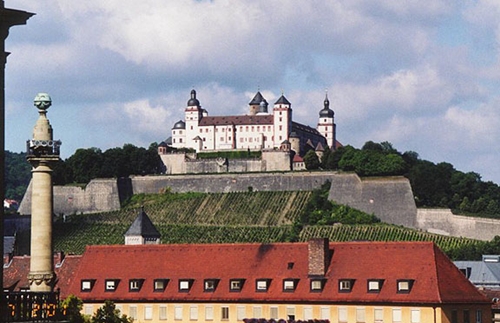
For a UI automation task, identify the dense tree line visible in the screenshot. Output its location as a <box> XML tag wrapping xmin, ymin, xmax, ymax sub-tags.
<box><xmin>53</xmin><ymin>143</ymin><xmax>163</xmax><ymax>185</ymax></box>
<box><xmin>4</xmin><ymin>144</ymin><xmax>163</xmax><ymax>200</ymax></box>
<box><xmin>310</xmin><ymin>141</ymin><xmax>500</xmax><ymax>218</ymax></box>
<box><xmin>4</xmin><ymin>151</ymin><xmax>31</xmax><ymax>200</ymax></box>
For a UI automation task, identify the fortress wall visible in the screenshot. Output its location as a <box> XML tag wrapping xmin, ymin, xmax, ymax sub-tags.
<box><xmin>328</xmin><ymin>174</ymin><xmax>418</xmax><ymax>228</ymax></box>
<box><xmin>18</xmin><ymin>178</ymin><xmax>121</xmax><ymax>215</ymax></box>
<box><xmin>184</xmin><ymin>159</ymin><xmax>265</xmax><ymax>174</ymax></box>
<box><xmin>416</xmin><ymin>209</ymin><xmax>500</xmax><ymax>241</ymax></box>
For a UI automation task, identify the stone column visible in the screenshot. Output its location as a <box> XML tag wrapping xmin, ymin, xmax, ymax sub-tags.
<box><xmin>27</xmin><ymin>93</ymin><xmax>61</xmax><ymax>292</ymax></box>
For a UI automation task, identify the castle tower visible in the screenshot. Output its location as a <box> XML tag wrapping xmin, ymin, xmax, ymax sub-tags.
<box><xmin>125</xmin><ymin>207</ymin><xmax>161</xmax><ymax>245</ymax></box>
<box><xmin>249</xmin><ymin>91</ymin><xmax>265</xmax><ymax>115</ymax></box>
<box><xmin>317</xmin><ymin>92</ymin><xmax>336</xmax><ymax>149</ymax></box>
<box><xmin>184</xmin><ymin>89</ymin><xmax>202</xmax><ymax>151</ymax></box>
<box><xmin>26</xmin><ymin>93</ymin><xmax>61</xmax><ymax>292</ymax></box>
<box><xmin>273</xmin><ymin>94</ymin><xmax>292</xmax><ymax>147</ymax></box>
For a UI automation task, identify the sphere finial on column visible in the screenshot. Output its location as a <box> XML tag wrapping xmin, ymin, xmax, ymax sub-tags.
<box><xmin>34</xmin><ymin>92</ymin><xmax>52</xmax><ymax>112</ymax></box>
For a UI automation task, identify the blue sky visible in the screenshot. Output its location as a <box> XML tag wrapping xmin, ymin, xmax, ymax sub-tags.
<box><xmin>4</xmin><ymin>0</ymin><xmax>500</xmax><ymax>184</ymax></box>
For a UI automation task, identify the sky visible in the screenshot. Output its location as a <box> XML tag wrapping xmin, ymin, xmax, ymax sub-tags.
<box><xmin>4</xmin><ymin>0</ymin><xmax>500</xmax><ymax>184</ymax></box>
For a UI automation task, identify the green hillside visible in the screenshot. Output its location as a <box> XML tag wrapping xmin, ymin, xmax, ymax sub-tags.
<box><xmin>36</xmin><ymin>190</ymin><xmax>482</xmax><ymax>258</ymax></box>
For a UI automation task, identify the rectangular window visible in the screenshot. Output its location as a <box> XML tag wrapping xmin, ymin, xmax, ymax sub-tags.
<box><xmin>320</xmin><ymin>307</ymin><xmax>330</xmax><ymax>320</ymax></box>
<box><xmin>368</xmin><ymin>280</ymin><xmax>382</xmax><ymax>292</ymax></box>
<box><xmin>375</xmin><ymin>308</ymin><xmax>384</xmax><ymax>323</ymax></box>
<box><xmin>159</xmin><ymin>306</ymin><xmax>167</xmax><ymax>320</ymax></box>
<box><xmin>129</xmin><ymin>306</ymin><xmax>137</xmax><ymax>320</ymax></box>
<box><xmin>105</xmin><ymin>280</ymin><xmax>117</xmax><ymax>291</ymax></box>
<box><xmin>338</xmin><ymin>307</ymin><xmax>348</xmax><ymax>323</ymax></box>
<box><xmin>230</xmin><ymin>279</ymin><xmax>243</xmax><ymax>291</ymax></box>
<box><xmin>175</xmin><ymin>306</ymin><xmax>183</xmax><ymax>321</ymax></box>
<box><xmin>304</xmin><ymin>307</ymin><xmax>313</xmax><ymax>320</ymax></box>
<box><xmin>464</xmin><ymin>310</ymin><xmax>470</xmax><ymax>323</ymax></box>
<box><xmin>451</xmin><ymin>310</ymin><xmax>458</xmax><ymax>323</ymax></box>
<box><xmin>256</xmin><ymin>279</ymin><xmax>269</xmax><ymax>291</ymax></box>
<box><xmin>237</xmin><ymin>306</ymin><xmax>246</xmax><ymax>321</ymax></box>
<box><xmin>84</xmin><ymin>305</ymin><xmax>93</xmax><ymax>316</ymax></box>
<box><xmin>397</xmin><ymin>280</ymin><xmax>413</xmax><ymax>293</ymax></box>
<box><xmin>205</xmin><ymin>306</ymin><xmax>214</xmax><ymax>321</ymax></box>
<box><xmin>286</xmin><ymin>307</ymin><xmax>295</xmax><ymax>321</ymax></box>
<box><xmin>221</xmin><ymin>307</ymin><xmax>229</xmax><ymax>320</ymax></box>
<box><xmin>357</xmin><ymin>307</ymin><xmax>366</xmax><ymax>323</ymax></box>
<box><xmin>81</xmin><ymin>280</ymin><xmax>94</xmax><ymax>291</ymax></box>
<box><xmin>311</xmin><ymin>279</ymin><xmax>324</xmax><ymax>291</ymax></box>
<box><xmin>179</xmin><ymin>279</ymin><xmax>192</xmax><ymax>291</ymax></box>
<box><xmin>339</xmin><ymin>280</ymin><xmax>352</xmax><ymax>292</ymax></box>
<box><xmin>411</xmin><ymin>309</ymin><xmax>420</xmax><ymax>323</ymax></box>
<box><xmin>253</xmin><ymin>306</ymin><xmax>262</xmax><ymax>318</ymax></box>
<box><xmin>476</xmin><ymin>310</ymin><xmax>482</xmax><ymax>323</ymax></box>
<box><xmin>283</xmin><ymin>279</ymin><xmax>296</xmax><ymax>291</ymax></box>
<box><xmin>392</xmin><ymin>308</ymin><xmax>402</xmax><ymax>323</ymax></box>
<box><xmin>129</xmin><ymin>279</ymin><xmax>143</xmax><ymax>292</ymax></box>
<box><xmin>270</xmin><ymin>307</ymin><xmax>279</xmax><ymax>320</ymax></box>
<box><xmin>154</xmin><ymin>279</ymin><xmax>167</xmax><ymax>291</ymax></box>
<box><xmin>204</xmin><ymin>279</ymin><xmax>217</xmax><ymax>291</ymax></box>
<box><xmin>220</xmin><ymin>137</ymin><xmax>224</xmax><ymax>141</ymax></box>
<box><xmin>144</xmin><ymin>306</ymin><xmax>153</xmax><ymax>320</ymax></box>
<box><xmin>190</xmin><ymin>305</ymin><xmax>198</xmax><ymax>320</ymax></box>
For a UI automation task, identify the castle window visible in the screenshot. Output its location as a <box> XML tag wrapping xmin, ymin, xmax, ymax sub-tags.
<box><xmin>173</xmin><ymin>130</ymin><xmax>176</xmax><ymax>135</ymax></box>
<box><xmin>173</xmin><ymin>138</ymin><xmax>176</xmax><ymax>143</ymax></box>
<box><xmin>179</xmin><ymin>138</ymin><xmax>183</xmax><ymax>143</ymax></box>
<box><xmin>154</xmin><ymin>279</ymin><xmax>168</xmax><ymax>292</ymax></box>
<box><xmin>229</xmin><ymin>137</ymin><xmax>231</xmax><ymax>141</ymax></box>
<box><xmin>257</xmin><ymin>126</ymin><xmax>260</xmax><ymax>131</ymax></box>
<box><xmin>220</xmin><ymin>137</ymin><xmax>224</xmax><ymax>141</ymax></box>
<box><xmin>279</xmin><ymin>117</ymin><xmax>282</xmax><ymax>122</ymax></box>
<box><xmin>279</xmin><ymin>125</ymin><xmax>282</xmax><ymax>131</ymax></box>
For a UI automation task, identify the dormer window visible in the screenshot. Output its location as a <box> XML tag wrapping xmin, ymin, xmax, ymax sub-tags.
<box><xmin>310</xmin><ymin>279</ymin><xmax>325</xmax><ymax>292</ymax></box>
<box><xmin>256</xmin><ymin>279</ymin><xmax>271</xmax><ymax>292</ymax></box>
<box><xmin>204</xmin><ymin>279</ymin><xmax>219</xmax><ymax>292</ymax></box>
<box><xmin>339</xmin><ymin>279</ymin><xmax>354</xmax><ymax>292</ymax></box>
<box><xmin>368</xmin><ymin>280</ymin><xmax>383</xmax><ymax>293</ymax></box>
<box><xmin>179</xmin><ymin>279</ymin><xmax>193</xmax><ymax>292</ymax></box>
<box><xmin>397</xmin><ymin>280</ymin><xmax>414</xmax><ymax>293</ymax></box>
<box><xmin>105</xmin><ymin>279</ymin><xmax>119</xmax><ymax>292</ymax></box>
<box><xmin>154</xmin><ymin>279</ymin><xmax>168</xmax><ymax>292</ymax></box>
<box><xmin>283</xmin><ymin>279</ymin><xmax>298</xmax><ymax>292</ymax></box>
<box><xmin>81</xmin><ymin>279</ymin><xmax>95</xmax><ymax>292</ymax></box>
<box><xmin>129</xmin><ymin>279</ymin><xmax>144</xmax><ymax>292</ymax></box>
<box><xmin>230</xmin><ymin>279</ymin><xmax>245</xmax><ymax>292</ymax></box>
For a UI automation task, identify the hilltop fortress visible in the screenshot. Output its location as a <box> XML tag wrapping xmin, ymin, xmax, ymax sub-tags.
<box><xmin>158</xmin><ymin>90</ymin><xmax>340</xmax><ymax>174</ymax></box>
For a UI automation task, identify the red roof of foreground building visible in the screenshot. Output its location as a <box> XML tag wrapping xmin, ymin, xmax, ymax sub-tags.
<box><xmin>3</xmin><ymin>253</ymin><xmax>82</xmax><ymax>296</ymax></box>
<box><xmin>63</xmin><ymin>241</ymin><xmax>488</xmax><ymax>305</ymax></box>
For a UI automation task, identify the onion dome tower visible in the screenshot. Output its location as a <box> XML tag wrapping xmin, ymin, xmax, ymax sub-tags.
<box><xmin>317</xmin><ymin>91</ymin><xmax>336</xmax><ymax>149</ymax></box>
<box><xmin>26</xmin><ymin>93</ymin><xmax>62</xmax><ymax>292</ymax></box>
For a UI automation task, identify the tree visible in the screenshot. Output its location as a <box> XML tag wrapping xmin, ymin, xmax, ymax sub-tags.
<box><xmin>91</xmin><ymin>300</ymin><xmax>133</xmax><ymax>323</ymax></box>
<box><xmin>61</xmin><ymin>295</ymin><xmax>89</xmax><ymax>323</ymax></box>
<box><xmin>303</xmin><ymin>150</ymin><xmax>320</xmax><ymax>170</ymax></box>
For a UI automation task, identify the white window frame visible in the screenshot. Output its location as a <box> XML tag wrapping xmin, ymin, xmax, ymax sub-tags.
<box><xmin>159</xmin><ymin>305</ymin><xmax>167</xmax><ymax>320</ymax></box>
<box><xmin>375</xmin><ymin>308</ymin><xmax>384</xmax><ymax>323</ymax></box>
<box><xmin>179</xmin><ymin>280</ymin><xmax>191</xmax><ymax>291</ymax></box>
<box><xmin>144</xmin><ymin>305</ymin><xmax>153</xmax><ymax>321</ymax></box>
<box><xmin>174</xmin><ymin>306</ymin><xmax>183</xmax><ymax>321</ymax></box>
<box><xmin>311</xmin><ymin>279</ymin><xmax>323</xmax><ymax>291</ymax></box>
<box><xmin>356</xmin><ymin>307</ymin><xmax>366</xmax><ymax>323</ymax></box>
<box><xmin>304</xmin><ymin>307</ymin><xmax>313</xmax><ymax>320</ymax></box>
<box><xmin>237</xmin><ymin>306</ymin><xmax>246</xmax><ymax>321</ymax></box>
<box><xmin>256</xmin><ymin>279</ymin><xmax>268</xmax><ymax>291</ymax></box>
<box><xmin>81</xmin><ymin>280</ymin><xmax>92</xmax><ymax>291</ymax></box>
<box><xmin>205</xmin><ymin>306</ymin><xmax>214</xmax><ymax>321</ymax></box>
<box><xmin>270</xmin><ymin>307</ymin><xmax>279</xmax><ymax>320</ymax></box>
<box><xmin>393</xmin><ymin>308</ymin><xmax>402</xmax><ymax>323</ymax></box>
<box><xmin>338</xmin><ymin>307</ymin><xmax>348</xmax><ymax>323</ymax></box>
<box><xmin>154</xmin><ymin>279</ymin><xmax>166</xmax><ymax>291</ymax></box>
<box><xmin>190</xmin><ymin>305</ymin><xmax>198</xmax><ymax>320</ymax></box>
<box><xmin>253</xmin><ymin>306</ymin><xmax>262</xmax><ymax>318</ymax></box>
<box><xmin>230</xmin><ymin>279</ymin><xmax>242</xmax><ymax>291</ymax></box>
<box><xmin>339</xmin><ymin>280</ymin><xmax>351</xmax><ymax>291</ymax></box>
<box><xmin>105</xmin><ymin>280</ymin><xmax>116</xmax><ymax>291</ymax></box>
<box><xmin>368</xmin><ymin>280</ymin><xmax>381</xmax><ymax>292</ymax></box>
<box><xmin>411</xmin><ymin>309</ymin><xmax>420</xmax><ymax>323</ymax></box>
<box><xmin>283</xmin><ymin>279</ymin><xmax>295</xmax><ymax>291</ymax></box>
<box><xmin>129</xmin><ymin>306</ymin><xmax>137</xmax><ymax>320</ymax></box>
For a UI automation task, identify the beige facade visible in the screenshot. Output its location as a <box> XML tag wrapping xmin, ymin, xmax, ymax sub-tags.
<box><xmin>81</xmin><ymin>302</ymin><xmax>491</xmax><ymax>323</ymax></box>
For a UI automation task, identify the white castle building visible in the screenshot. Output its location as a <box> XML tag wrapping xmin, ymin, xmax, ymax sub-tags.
<box><xmin>168</xmin><ymin>90</ymin><xmax>337</xmax><ymax>156</ymax></box>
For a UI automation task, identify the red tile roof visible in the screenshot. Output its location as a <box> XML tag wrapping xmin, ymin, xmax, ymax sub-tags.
<box><xmin>63</xmin><ymin>241</ymin><xmax>488</xmax><ymax>305</ymax></box>
<box><xmin>3</xmin><ymin>254</ymin><xmax>82</xmax><ymax>296</ymax></box>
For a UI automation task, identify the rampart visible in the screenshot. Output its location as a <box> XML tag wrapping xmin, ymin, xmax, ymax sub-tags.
<box><xmin>19</xmin><ymin>172</ymin><xmax>418</xmax><ymax>228</ymax></box>
<box><xmin>416</xmin><ymin>209</ymin><xmax>500</xmax><ymax>241</ymax></box>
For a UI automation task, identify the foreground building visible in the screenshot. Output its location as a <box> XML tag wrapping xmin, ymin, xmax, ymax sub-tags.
<box><xmin>5</xmin><ymin>239</ymin><xmax>490</xmax><ymax>323</ymax></box>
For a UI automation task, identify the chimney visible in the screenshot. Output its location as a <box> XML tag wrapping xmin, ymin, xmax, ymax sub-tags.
<box><xmin>308</xmin><ymin>238</ymin><xmax>329</xmax><ymax>276</ymax></box>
